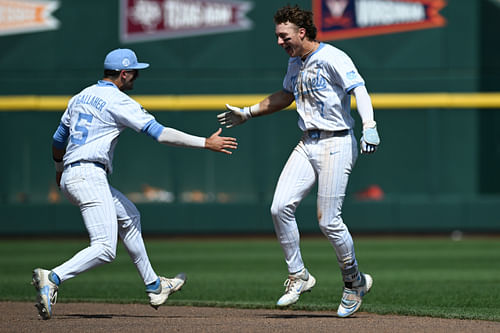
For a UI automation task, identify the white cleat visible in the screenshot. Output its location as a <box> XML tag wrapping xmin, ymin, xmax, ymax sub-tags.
<box><xmin>276</xmin><ymin>268</ymin><xmax>316</xmax><ymax>307</ymax></box>
<box><xmin>32</xmin><ymin>268</ymin><xmax>58</xmax><ymax>320</ymax></box>
<box><xmin>147</xmin><ymin>273</ymin><xmax>186</xmax><ymax>309</ymax></box>
<box><xmin>337</xmin><ymin>273</ymin><xmax>373</xmax><ymax>318</ymax></box>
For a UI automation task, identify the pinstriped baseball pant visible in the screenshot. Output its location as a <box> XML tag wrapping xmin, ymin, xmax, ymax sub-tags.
<box><xmin>53</xmin><ymin>163</ymin><xmax>158</xmax><ymax>285</ymax></box>
<box><xmin>270</xmin><ymin>131</ymin><xmax>360</xmax><ymax>282</ymax></box>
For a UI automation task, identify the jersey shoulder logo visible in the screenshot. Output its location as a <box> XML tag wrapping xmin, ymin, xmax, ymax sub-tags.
<box><xmin>346</xmin><ymin>70</ymin><xmax>357</xmax><ymax>80</ymax></box>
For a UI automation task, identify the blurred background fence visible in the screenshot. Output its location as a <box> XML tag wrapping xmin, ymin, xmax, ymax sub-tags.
<box><xmin>1</xmin><ymin>0</ymin><xmax>500</xmax><ymax>234</ymax></box>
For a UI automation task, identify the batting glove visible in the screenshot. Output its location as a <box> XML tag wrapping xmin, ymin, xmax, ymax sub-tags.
<box><xmin>360</xmin><ymin>122</ymin><xmax>380</xmax><ymax>154</ymax></box>
<box><xmin>217</xmin><ymin>104</ymin><xmax>252</xmax><ymax>128</ymax></box>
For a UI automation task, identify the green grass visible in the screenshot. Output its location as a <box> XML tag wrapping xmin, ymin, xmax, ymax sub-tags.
<box><xmin>1</xmin><ymin>236</ymin><xmax>499</xmax><ymax>321</ymax></box>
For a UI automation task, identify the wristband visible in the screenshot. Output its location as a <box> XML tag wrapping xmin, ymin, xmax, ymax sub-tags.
<box><xmin>363</xmin><ymin>120</ymin><xmax>377</xmax><ymax>130</ymax></box>
<box><xmin>243</xmin><ymin>107</ymin><xmax>253</xmax><ymax>118</ymax></box>
<box><xmin>54</xmin><ymin>161</ymin><xmax>64</xmax><ymax>172</ymax></box>
<box><xmin>248</xmin><ymin>103</ymin><xmax>260</xmax><ymax>117</ymax></box>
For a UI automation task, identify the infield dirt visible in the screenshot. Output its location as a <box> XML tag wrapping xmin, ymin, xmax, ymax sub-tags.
<box><xmin>2</xmin><ymin>301</ymin><xmax>500</xmax><ymax>333</ymax></box>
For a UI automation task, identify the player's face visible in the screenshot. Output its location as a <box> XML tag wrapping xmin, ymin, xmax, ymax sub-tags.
<box><xmin>275</xmin><ymin>22</ymin><xmax>305</xmax><ymax>57</ymax></box>
<box><xmin>120</xmin><ymin>70</ymin><xmax>139</xmax><ymax>91</ymax></box>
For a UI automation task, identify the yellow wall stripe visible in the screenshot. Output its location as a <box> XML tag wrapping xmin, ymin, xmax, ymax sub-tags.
<box><xmin>1</xmin><ymin>93</ymin><xmax>500</xmax><ymax>111</ymax></box>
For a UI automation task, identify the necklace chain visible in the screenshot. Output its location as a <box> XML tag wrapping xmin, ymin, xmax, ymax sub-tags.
<box><xmin>301</xmin><ymin>42</ymin><xmax>317</xmax><ymax>60</ymax></box>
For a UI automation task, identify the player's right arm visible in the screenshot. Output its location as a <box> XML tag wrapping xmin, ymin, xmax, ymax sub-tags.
<box><xmin>218</xmin><ymin>90</ymin><xmax>294</xmax><ymax>128</ymax></box>
<box><xmin>141</xmin><ymin>119</ymin><xmax>237</xmax><ymax>155</ymax></box>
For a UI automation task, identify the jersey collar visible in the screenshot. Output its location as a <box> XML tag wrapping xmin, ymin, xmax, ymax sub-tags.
<box><xmin>97</xmin><ymin>80</ymin><xmax>118</xmax><ymax>88</ymax></box>
<box><xmin>313</xmin><ymin>42</ymin><xmax>325</xmax><ymax>56</ymax></box>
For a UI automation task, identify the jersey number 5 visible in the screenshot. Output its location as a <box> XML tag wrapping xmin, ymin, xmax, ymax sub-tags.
<box><xmin>71</xmin><ymin>113</ymin><xmax>93</xmax><ymax>145</ymax></box>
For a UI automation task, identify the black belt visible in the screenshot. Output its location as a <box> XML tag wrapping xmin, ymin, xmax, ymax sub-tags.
<box><xmin>66</xmin><ymin>161</ymin><xmax>107</xmax><ymax>172</ymax></box>
<box><xmin>305</xmin><ymin>129</ymin><xmax>349</xmax><ymax>140</ymax></box>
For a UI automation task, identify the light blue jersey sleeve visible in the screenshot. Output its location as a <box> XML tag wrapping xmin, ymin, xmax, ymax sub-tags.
<box><xmin>282</xmin><ymin>57</ymin><xmax>301</xmax><ymax>95</ymax></box>
<box><xmin>52</xmin><ymin>122</ymin><xmax>70</xmax><ymax>149</ymax></box>
<box><xmin>328</xmin><ymin>49</ymin><xmax>365</xmax><ymax>94</ymax></box>
<box><xmin>141</xmin><ymin>119</ymin><xmax>165</xmax><ymax>140</ymax></box>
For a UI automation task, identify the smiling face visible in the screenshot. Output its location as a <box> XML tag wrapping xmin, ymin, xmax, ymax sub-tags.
<box><xmin>275</xmin><ymin>22</ymin><xmax>306</xmax><ymax>58</ymax></box>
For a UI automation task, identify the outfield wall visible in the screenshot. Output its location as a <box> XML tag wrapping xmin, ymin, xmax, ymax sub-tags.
<box><xmin>1</xmin><ymin>0</ymin><xmax>500</xmax><ymax>234</ymax></box>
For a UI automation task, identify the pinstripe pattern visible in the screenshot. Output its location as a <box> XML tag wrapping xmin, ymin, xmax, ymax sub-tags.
<box><xmin>53</xmin><ymin>160</ymin><xmax>157</xmax><ymax>285</ymax></box>
<box><xmin>271</xmin><ymin>131</ymin><xmax>360</xmax><ymax>282</ymax></box>
<box><xmin>282</xmin><ymin>43</ymin><xmax>364</xmax><ymax>132</ymax></box>
<box><xmin>61</xmin><ymin>81</ymin><xmax>155</xmax><ymax>174</ymax></box>
<box><xmin>50</xmin><ymin>79</ymin><xmax>162</xmax><ymax>287</ymax></box>
<box><xmin>273</xmin><ymin>40</ymin><xmax>369</xmax><ymax>283</ymax></box>
<box><xmin>112</xmin><ymin>185</ymin><xmax>157</xmax><ymax>284</ymax></box>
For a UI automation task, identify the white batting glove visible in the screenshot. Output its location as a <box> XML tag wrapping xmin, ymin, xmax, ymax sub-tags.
<box><xmin>360</xmin><ymin>122</ymin><xmax>380</xmax><ymax>154</ymax></box>
<box><xmin>217</xmin><ymin>104</ymin><xmax>252</xmax><ymax>128</ymax></box>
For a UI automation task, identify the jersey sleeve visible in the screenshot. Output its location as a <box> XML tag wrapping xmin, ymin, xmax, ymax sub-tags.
<box><xmin>328</xmin><ymin>51</ymin><xmax>365</xmax><ymax>94</ymax></box>
<box><xmin>60</xmin><ymin>96</ymin><xmax>76</xmax><ymax>127</ymax></box>
<box><xmin>110</xmin><ymin>97</ymin><xmax>155</xmax><ymax>132</ymax></box>
<box><xmin>282</xmin><ymin>58</ymin><xmax>300</xmax><ymax>94</ymax></box>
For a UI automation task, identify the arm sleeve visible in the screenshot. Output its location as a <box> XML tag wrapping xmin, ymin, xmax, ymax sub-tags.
<box><xmin>52</xmin><ymin>122</ymin><xmax>70</xmax><ymax>149</ymax></box>
<box><xmin>157</xmin><ymin>127</ymin><xmax>206</xmax><ymax>148</ymax></box>
<box><xmin>353</xmin><ymin>85</ymin><xmax>376</xmax><ymax>128</ymax></box>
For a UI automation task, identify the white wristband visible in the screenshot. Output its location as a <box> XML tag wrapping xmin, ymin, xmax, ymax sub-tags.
<box><xmin>54</xmin><ymin>161</ymin><xmax>64</xmax><ymax>172</ymax></box>
<box><xmin>248</xmin><ymin>103</ymin><xmax>260</xmax><ymax>117</ymax></box>
<box><xmin>242</xmin><ymin>107</ymin><xmax>252</xmax><ymax>118</ymax></box>
<box><xmin>363</xmin><ymin>120</ymin><xmax>377</xmax><ymax>130</ymax></box>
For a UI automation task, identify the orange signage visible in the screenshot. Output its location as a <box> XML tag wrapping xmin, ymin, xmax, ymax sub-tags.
<box><xmin>0</xmin><ymin>0</ymin><xmax>59</xmax><ymax>36</ymax></box>
<box><xmin>313</xmin><ymin>0</ymin><xmax>446</xmax><ymax>41</ymax></box>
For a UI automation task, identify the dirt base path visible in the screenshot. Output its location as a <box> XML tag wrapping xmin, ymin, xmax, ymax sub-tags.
<box><xmin>2</xmin><ymin>302</ymin><xmax>499</xmax><ymax>333</ymax></box>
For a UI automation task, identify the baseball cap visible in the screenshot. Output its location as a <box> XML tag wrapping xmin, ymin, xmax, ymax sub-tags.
<box><xmin>104</xmin><ymin>48</ymin><xmax>150</xmax><ymax>70</ymax></box>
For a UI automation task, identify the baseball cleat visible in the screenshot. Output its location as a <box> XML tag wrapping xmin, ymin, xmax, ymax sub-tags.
<box><xmin>276</xmin><ymin>268</ymin><xmax>316</xmax><ymax>307</ymax></box>
<box><xmin>32</xmin><ymin>268</ymin><xmax>59</xmax><ymax>320</ymax></box>
<box><xmin>337</xmin><ymin>272</ymin><xmax>373</xmax><ymax>318</ymax></box>
<box><xmin>147</xmin><ymin>273</ymin><xmax>186</xmax><ymax>309</ymax></box>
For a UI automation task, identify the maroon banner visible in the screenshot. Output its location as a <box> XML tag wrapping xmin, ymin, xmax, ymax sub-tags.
<box><xmin>121</xmin><ymin>0</ymin><xmax>253</xmax><ymax>43</ymax></box>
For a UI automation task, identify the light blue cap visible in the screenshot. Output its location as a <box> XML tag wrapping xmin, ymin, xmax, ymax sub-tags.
<box><xmin>104</xmin><ymin>48</ymin><xmax>149</xmax><ymax>70</ymax></box>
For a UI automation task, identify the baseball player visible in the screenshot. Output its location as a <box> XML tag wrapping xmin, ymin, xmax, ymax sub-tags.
<box><xmin>32</xmin><ymin>48</ymin><xmax>237</xmax><ymax>320</ymax></box>
<box><xmin>217</xmin><ymin>5</ymin><xmax>379</xmax><ymax>317</ymax></box>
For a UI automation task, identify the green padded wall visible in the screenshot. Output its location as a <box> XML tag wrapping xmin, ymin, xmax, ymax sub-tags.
<box><xmin>1</xmin><ymin>0</ymin><xmax>500</xmax><ymax>234</ymax></box>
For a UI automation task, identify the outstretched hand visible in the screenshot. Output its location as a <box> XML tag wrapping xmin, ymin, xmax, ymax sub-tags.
<box><xmin>217</xmin><ymin>104</ymin><xmax>252</xmax><ymax>128</ymax></box>
<box><xmin>205</xmin><ymin>128</ymin><xmax>238</xmax><ymax>154</ymax></box>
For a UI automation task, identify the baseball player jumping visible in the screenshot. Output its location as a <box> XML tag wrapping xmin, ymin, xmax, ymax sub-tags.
<box><xmin>32</xmin><ymin>48</ymin><xmax>237</xmax><ymax>320</ymax></box>
<box><xmin>218</xmin><ymin>5</ymin><xmax>379</xmax><ymax>317</ymax></box>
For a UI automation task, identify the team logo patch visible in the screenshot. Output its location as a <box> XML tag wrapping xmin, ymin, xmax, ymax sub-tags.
<box><xmin>346</xmin><ymin>70</ymin><xmax>357</xmax><ymax>80</ymax></box>
<box><xmin>122</xmin><ymin>58</ymin><xmax>131</xmax><ymax>67</ymax></box>
<box><xmin>313</xmin><ymin>0</ymin><xmax>447</xmax><ymax>41</ymax></box>
<box><xmin>0</xmin><ymin>0</ymin><xmax>60</xmax><ymax>37</ymax></box>
<box><xmin>120</xmin><ymin>0</ymin><xmax>253</xmax><ymax>43</ymax></box>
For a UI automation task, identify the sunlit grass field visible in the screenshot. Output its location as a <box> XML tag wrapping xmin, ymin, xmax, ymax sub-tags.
<box><xmin>1</xmin><ymin>236</ymin><xmax>499</xmax><ymax>321</ymax></box>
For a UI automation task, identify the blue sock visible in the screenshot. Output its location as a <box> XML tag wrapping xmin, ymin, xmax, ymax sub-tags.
<box><xmin>146</xmin><ymin>278</ymin><xmax>160</xmax><ymax>291</ymax></box>
<box><xmin>49</xmin><ymin>271</ymin><xmax>61</xmax><ymax>286</ymax></box>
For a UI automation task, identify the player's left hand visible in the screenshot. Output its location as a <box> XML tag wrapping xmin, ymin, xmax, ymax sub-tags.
<box><xmin>360</xmin><ymin>125</ymin><xmax>380</xmax><ymax>154</ymax></box>
<box><xmin>217</xmin><ymin>104</ymin><xmax>252</xmax><ymax>128</ymax></box>
<box><xmin>205</xmin><ymin>128</ymin><xmax>238</xmax><ymax>154</ymax></box>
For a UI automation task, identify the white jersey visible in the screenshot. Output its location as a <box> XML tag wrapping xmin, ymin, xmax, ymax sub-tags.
<box><xmin>283</xmin><ymin>43</ymin><xmax>365</xmax><ymax>132</ymax></box>
<box><xmin>61</xmin><ymin>80</ymin><xmax>155</xmax><ymax>173</ymax></box>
